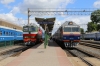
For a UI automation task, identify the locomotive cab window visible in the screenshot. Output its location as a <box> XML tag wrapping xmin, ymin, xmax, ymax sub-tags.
<box><xmin>29</xmin><ymin>26</ymin><xmax>36</xmax><ymax>32</ymax></box>
<box><xmin>64</xmin><ymin>26</ymin><xmax>80</xmax><ymax>32</ymax></box>
<box><xmin>64</xmin><ymin>27</ymin><xmax>71</xmax><ymax>32</ymax></box>
<box><xmin>23</xmin><ymin>27</ymin><xmax>29</xmax><ymax>32</ymax></box>
<box><xmin>72</xmin><ymin>27</ymin><xmax>80</xmax><ymax>32</ymax></box>
<box><xmin>0</xmin><ymin>31</ymin><xmax>2</xmax><ymax>35</ymax></box>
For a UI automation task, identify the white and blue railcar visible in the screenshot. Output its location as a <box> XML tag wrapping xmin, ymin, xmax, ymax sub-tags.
<box><xmin>81</xmin><ymin>32</ymin><xmax>100</xmax><ymax>41</ymax></box>
<box><xmin>0</xmin><ymin>26</ymin><xmax>23</xmax><ymax>42</ymax></box>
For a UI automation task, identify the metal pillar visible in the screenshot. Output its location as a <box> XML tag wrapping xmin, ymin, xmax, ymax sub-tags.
<box><xmin>44</xmin><ymin>24</ymin><xmax>48</xmax><ymax>49</ymax></box>
<box><xmin>28</xmin><ymin>8</ymin><xmax>30</xmax><ymax>24</ymax></box>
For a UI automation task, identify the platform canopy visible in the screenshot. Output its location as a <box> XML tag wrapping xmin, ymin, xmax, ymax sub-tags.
<box><xmin>35</xmin><ymin>17</ymin><xmax>55</xmax><ymax>32</ymax></box>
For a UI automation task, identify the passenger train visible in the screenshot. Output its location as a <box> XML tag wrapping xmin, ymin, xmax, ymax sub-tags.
<box><xmin>81</xmin><ymin>32</ymin><xmax>100</xmax><ymax>40</ymax></box>
<box><xmin>52</xmin><ymin>21</ymin><xmax>80</xmax><ymax>48</ymax></box>
<box><xmin>0</xmin><ymin>26</ymin><xmax>23</xmax><ymax>44</ymax></box>
<box><xmin>23</xmin><ymin>23</ymin><xmax>43</xmax><ymax>45</ymax></box>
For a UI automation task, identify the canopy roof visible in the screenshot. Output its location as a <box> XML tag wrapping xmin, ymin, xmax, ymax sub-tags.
<box><xmin>35</xmin><ymin>17</ymin><xmax>55</xmax><ymax>32</ymax></box>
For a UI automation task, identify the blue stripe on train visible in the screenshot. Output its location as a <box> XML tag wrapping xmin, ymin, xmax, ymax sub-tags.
<box><xmin>0</xmin><ymin>36</ymin><xmax>23</xmax><ymax>41</ymax></box>
<box><xmin>63</xmin><ymin>35</ymin><xmax>80</xmax><ymax>40</ymax></box>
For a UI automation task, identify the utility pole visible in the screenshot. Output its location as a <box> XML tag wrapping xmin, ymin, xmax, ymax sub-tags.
<box><xmin>28</xmin><ymin>8</ymin><xmax>30</xmax><ymax>24</ymax></box>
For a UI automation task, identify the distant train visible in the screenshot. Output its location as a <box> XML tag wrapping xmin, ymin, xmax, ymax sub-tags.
<box><xmin>23</xmin><ymin>23</ymin><xmax>43</xmax><ymax>45</ymax></box>
<box><xmin>52</xmin><ymin>21</ymin><xmax>80</xmax><ymax>48</ymax></box>
<box><xmin>81</xmin><ymin>32</ymin><xmax>100</xmax><ymax>40</ymax></box>
<box><xmin>0</xmin><ymin>26</ymin><xmax>23</xmax><ymax>43</ymax></box>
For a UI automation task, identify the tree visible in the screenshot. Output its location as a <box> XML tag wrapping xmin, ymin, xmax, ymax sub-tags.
<box><xmin>87</xmin><ymin>22</ymin><xmax>97</xmax><ymax>32</ymax></box>
<box><xmin>91</xmin><ymin>10</ymin><xmax>100</xmax><ymax>24</ymax></box>
<box><xmin>97</xmin><ymin>24</ymin><xmax>100</xmax><ymax>31</ymax></box>
<box><xmin>80</xmin><ymin>28</ymin><xmax>84</xmax><ymax>34</ymax></box>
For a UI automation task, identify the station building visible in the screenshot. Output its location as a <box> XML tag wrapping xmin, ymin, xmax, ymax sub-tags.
<box><xmin>0</xmin><ymin>19</ymin><xmax>22</xmax><ymax>30</ymax></box>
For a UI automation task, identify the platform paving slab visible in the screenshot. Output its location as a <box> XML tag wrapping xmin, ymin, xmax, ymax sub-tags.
<box><xmin>1</xmin><ymin>40</ymin><xmax>73</xmax><ymax>66</ymax></box>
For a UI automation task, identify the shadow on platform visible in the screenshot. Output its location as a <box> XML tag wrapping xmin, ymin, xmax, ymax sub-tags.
<box><xmin>30</xmin><ymin>43</ymin><xmax>43</xmax><ymax>49</ymax></box>
<box><xmin>48</xmin><ymin>40</ymin><xmax>59</xmax><ymax>47</ymax></box>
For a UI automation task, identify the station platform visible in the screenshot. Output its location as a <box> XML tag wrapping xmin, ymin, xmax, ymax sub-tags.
<box><xmin>0</xmin><ymin>40</ymin><xmax>73</xmax><ymax>66</ymax></box>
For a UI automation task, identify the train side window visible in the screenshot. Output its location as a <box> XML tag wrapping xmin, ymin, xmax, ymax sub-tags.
<box><xmin>11</xmin><ymin>32</ymin><xmax>12</xmax><ymax>36</ymax></box>
<box><xmin>0</xmin><ymin>31</ymin><xmax>2</xmax><ymax>35</ymax></box>
<box><xmin>4</xmin><ymin>31</ymin><xmax>5</xmax><ymax>35</ymax></box>
<box><xmin>8</xmin><ymin>32</ymin><xmax>9</xmax><ymax>36</ymax></box>
<box><xmin>6</xmin><ymin>32</ymin><xmax>8</xmax><ymax>36</ymax></box>
<box><xmin>9</xmin><ymin>32</ymin><xmax>10</xmax><ymax>35</ymax></box>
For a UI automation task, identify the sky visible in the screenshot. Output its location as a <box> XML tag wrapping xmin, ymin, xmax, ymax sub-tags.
<box><xmin>0</xmin><ymin>0</ymin><xmax>100</xmax><ymax>34</ymax></box>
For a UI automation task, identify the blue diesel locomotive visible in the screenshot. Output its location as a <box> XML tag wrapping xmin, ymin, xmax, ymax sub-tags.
<box><xmin>0</xmin><ymin>26</ymin><xmax>23</xmax><ymax>46</ymax></box>
<box><xmin>52</xmin><ymin>21</ymin><xmax>80</xmax><ymax>48</ymax></box>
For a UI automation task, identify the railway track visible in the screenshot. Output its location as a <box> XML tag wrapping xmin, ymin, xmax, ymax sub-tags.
<box><xmin>65</xmin><ymin>48</ymin><xmax>100</xmax><ymax>66</ymax></box>
<box><xmin>80</xmin><ymin>40</ymin><xmax>100</xmax><ymax>49</ymax></box>
<box><xmin>0</xmin><ymin>45</ymin><xmax>32</xmax><ymax>61</ymax></box>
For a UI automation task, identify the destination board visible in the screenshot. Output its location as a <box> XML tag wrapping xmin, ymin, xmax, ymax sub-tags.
<box><xmin>38</xmin><ymin>22</ymin><xmax>54</xmax><ymax>24</ymax></box>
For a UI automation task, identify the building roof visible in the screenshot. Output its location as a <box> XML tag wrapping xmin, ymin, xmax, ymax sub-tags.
<box><xmin>23</xmin><ymin>23</ymin><xmax>38</xmax><ymax>27</ymax></box>
<box><xmin>35</xmin><ymin>17</ymin><xmax>55</xmax><ymax>32</ymax></box>
<box><xmin>0</xmin><ymin>18</ymin><xmax>22</xmax><ymax>30</ymax></box>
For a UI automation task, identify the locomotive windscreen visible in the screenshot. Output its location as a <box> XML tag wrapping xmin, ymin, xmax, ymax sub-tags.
<box><xmin>29</xmin><ymin>26</ymin><xmax>36</xmax><ymax>32</ymax></box>
<box><xmin>64</xmin><ymin>27</ymin><xmax>80</xmax><ymax>32</ymax></box>
<box><xmin>64</xmin><ymin>27</ymin><xmax>71</xmax><ymax>32</ymax></box>
<box><xmin>23</xmin><ymin>26</ymin><xmax>29</xmax><ymax>32</ymax></box>
<box><xmin>72</xmin><ymin>27</ymin><xmax>80</xmax><ymax>32</ymax></box>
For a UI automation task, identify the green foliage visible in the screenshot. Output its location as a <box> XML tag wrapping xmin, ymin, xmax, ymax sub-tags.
<box><xmin>87</xmin><ymin>22</ymin><xmax>97</xmax><ymax>32</ymax></box>
<box><xmin>89</xmin><ymin>10</ymin><xmax>100</xmax><ymax>32</ymax></box>
<box><xmin>97</xmin><ymin>24</ymin><xmax>100</xmax><ymax>31</ymax></box>
<box><xmin>91</xmin><ymin>10</ymin><xmax>100</xmax><ymax>24</ymax></box>
<box><xmin>80</xmin><ymin>28</ymin><xmax>84</xmax><ymax>34</ymax></box>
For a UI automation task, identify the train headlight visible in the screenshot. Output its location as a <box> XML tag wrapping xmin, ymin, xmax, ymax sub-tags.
<box><xmin>31</xmin><ymin>36</ymin><xmax>35</xmax><ymax>38</ymax></box>
<box><xmin>78</xmin><ymin>37</ymin><xmax>80</xmax><ymax>39</ymax></box>
<box><xmin>24</xmin><ymin>36</ymin><xmax>29</xmax><ymax>38</ymax></box>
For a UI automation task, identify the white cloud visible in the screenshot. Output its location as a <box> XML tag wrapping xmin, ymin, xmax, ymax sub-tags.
<box><xmin>0</xmin><ymin>13</ymin><xmax>25</xmax><ymax>27</ymax></box>
<box><xmin>10</xmin><ymin>6</ymin><xmax>20</xmax><ymax>15</ymax></box>
<box><xmin>18</xmin><ymin>0</ymin><xmax>74</xmax><ymax>14</ymax></box>
<box><xmin>0</xmin><ymin>0</ymin><xmax>15</xmax><ymax>5</ymax></box>
<box><xmin>52</xmin><ymin>16</ymin><xmax>91</xmax><ymax>34</ymax></box>
<box><xmin>0</xmin><ymin>0</ymin><xmax>74</xmax><ymax>27</ymax></box>
<box><xmin>66</xmin><ymin>16</ymin><xmax>91</xmax><ymax>31</ymax></box>
<box><xmin>0</xmin><ymin>13</ymin><xmax>43</xmax><ymax>31</ymax></box>
<box><xmin>94</xmin><ymin>0</ymin><xmax>100</xmax><ymax>8</ymax></box>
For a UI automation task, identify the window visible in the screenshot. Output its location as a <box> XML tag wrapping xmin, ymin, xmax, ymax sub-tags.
<box><xmin>72</xmin><ymin>27</ymin><xmax>80</xmax><ymax>32</ymax></box>
<box><xmin>0</xmin><ymin>31</ymin><xmax>2</xmax><ymax>35</ymax></box>
<box><xmin>6</xmin><ymin>32</ymin><xmax>8</xmax><ymax>35</ymax></box>
<box><xmin>64</xmin><ymin>27</ymin><xmax>71</xmax><ymax>32</ymax></box>
<box><xmin>9</xmin><ymin>32</ymin><xmax>10</xmax><ymax>35</ymax></box>
<box><xmin>29</xmin><ymin>27</ymin><xmax>36</xmax><ymax>32</ymax></box>
<box><xmin>23</xmin><ymin>27</ymin><xmax>29</xmax><ymax>32</ymax></box>
<box><xmin>4</xmin><ymin>31</ymin><xmax>5</xmax><ymax>35</ymax></box>
<box><xmin>11</xmin><ymin>32</ymin><xmax>12</xmax><ymax>35</ymax></box>
<box><xmin>64</xmin><ymin>27</ymin><xmax>80</xmax><ymax>32</ymax></box>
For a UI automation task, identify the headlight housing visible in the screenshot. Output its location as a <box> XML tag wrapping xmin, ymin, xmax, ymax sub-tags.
<box><xmin>78</xmin><ymin>37</ymin><xmax>80</xmax><ymax>39</ymax></box>
<box><xmin>31</xmin><ymin>36</ymin><xmax>35</xmax><ymax>38</ymax></box>
<box><xmin>24</xmin><ymin>36</ymin><xmax>29</xmax><ymax>38</ymax></box>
